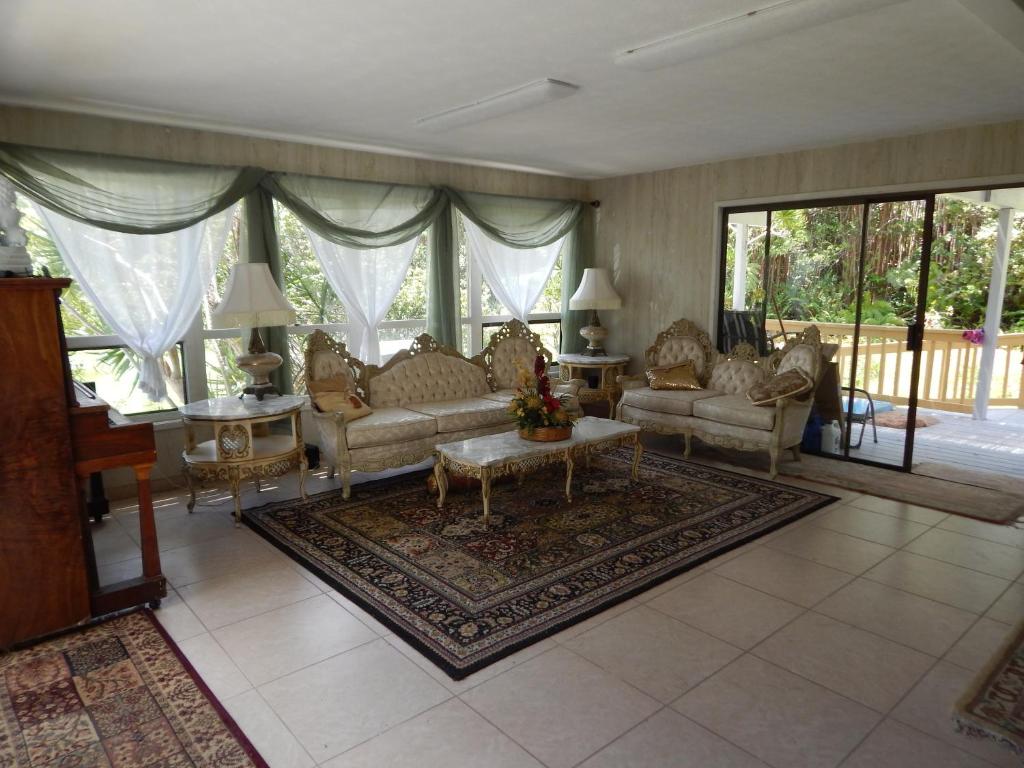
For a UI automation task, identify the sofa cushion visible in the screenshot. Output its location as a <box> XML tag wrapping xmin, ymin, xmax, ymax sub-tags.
<box><xmin>406</xmin><ymin>397</ymin><xmax>514</xmax><ymax>433</ymax></box>
<box><xmin>692</xmin><ymin>394</ymin><xmax>776</xmax><ymax>431</ymax></box>
<box><xmin>345</xmin><ymin>407</ymin><xmax>437</xmax><ymax>449</ymax></box>
<box><xmin>480</xmin><ymin>388</ymin><xmax>517</xmax><ymax>404</ymax></box>
<box><xmin>620</xmin><ymin>387</ymin><xmax>721</xmax><ymax>417</ymax></box>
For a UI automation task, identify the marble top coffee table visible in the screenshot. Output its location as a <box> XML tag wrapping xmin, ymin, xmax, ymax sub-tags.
<box><xmin>433</xmin><ymin>416</ymin><xmax>642</xmax><ymax>525</ymax></box>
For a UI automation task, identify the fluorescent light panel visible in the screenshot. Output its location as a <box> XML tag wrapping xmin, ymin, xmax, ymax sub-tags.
<box><xmin>615</xmin><ymin>0</ymin><xmax>904</xmax><ymax>71</ymax></box>
<box><xmin>416</xmin><ymin>78</ymin><xmax>579</xmax><ymax>130</ymax></box>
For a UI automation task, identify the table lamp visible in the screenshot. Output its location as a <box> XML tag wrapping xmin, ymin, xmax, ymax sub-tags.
<box><xmin>213</xmin><ymin>263</ymin><xmax>296</xmax><ymax>400</ymax></box>
<box><xmin>569</xmin><ymin>268</ymin><xmax>622</xmax><ymax>355</ymax></box>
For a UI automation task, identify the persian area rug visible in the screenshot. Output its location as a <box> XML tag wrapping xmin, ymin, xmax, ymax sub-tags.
<box><xmin>244</xmin><ymin>448</ymin><xmax>835</xmax><ymax>679</ymax></box>
<box><xmin>955</xmin><ymin>619</ymin><xmax>1024</xmax><ymax>761</ymax></box>
<box><xmin>0</xmin><ymin>610</ymin><xmax>267</xmax><ymax>768</ymax></box>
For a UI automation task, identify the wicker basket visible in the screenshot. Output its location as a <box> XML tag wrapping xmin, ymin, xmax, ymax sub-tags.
<box><xmin>519</xmin><ymin>425</ymin><xmax>573</xmax><ymax>442</ymax></box>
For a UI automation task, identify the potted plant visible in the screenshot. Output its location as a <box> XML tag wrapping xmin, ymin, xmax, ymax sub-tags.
<box><xmin>509</xmin><ymin>354</ymin><xmax>576</xmax><ymax>441</ymax></box>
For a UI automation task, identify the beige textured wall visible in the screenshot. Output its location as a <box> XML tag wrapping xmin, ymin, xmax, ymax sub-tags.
<box><xmin>0</xmin><ymin>105</ymin><xmax>588</xmax><ymax>199</ymax></box>
<box><xmin>589</xmin><ymin>119</ymin><xmax>1024</xmax><ymax>370</ymax></box>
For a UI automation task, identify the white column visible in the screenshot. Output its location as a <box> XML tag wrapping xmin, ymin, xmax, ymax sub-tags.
<box><xmin>732</xmin><ymin>222</ymin><xmax>749</xmax><ymax>311</ymax></box>
<box><xmin>973</xmin><ymin>206</ymin><xmax>1014</xmax><ymax>420</ymax></box>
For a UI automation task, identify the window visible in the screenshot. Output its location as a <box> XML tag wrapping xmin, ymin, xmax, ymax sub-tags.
<box><xmin>275</xmin><ymin>203</ymin><xmax>429</xmax><ymax>390</ymax></box>
<box><xmin>457</xmin><ymin>215</ymin><xmax>562</xmax><ymax>356</ymax></box>
<box><xmin>20</xmin><ymin>196</ymin><xmax>242</xmax><ymax>417</ymax></box>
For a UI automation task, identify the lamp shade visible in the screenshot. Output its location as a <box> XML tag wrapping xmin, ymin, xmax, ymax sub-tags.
<box><xmin>569</xmin><ymin>268</ymin><xmax>622</xmax><ymax>311</ymax></box>
<box><xmin>212</xmin><ymin>263</ymin><xmax>296</xmax><ymax>329</ymax></box>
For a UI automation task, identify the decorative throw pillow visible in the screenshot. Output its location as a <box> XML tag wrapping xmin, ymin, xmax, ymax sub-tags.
<box><xmin>647</xmin><ymin>361</ymin><xmax>702</xmax><ymax>391</ymax></box>
<box><xmin>747</xmin><ymin>368</ymin><xmax>813</xmax><ymax>407</ymax></box>
<box><xmin>307</xmin><ymin>376</ymin><xmax>373</xmax><ymax>421</ymax></box>
<box><xmin>313</xmin><ymin>391</ymin><xmax>373</xmax><ymax>422</ymax></box>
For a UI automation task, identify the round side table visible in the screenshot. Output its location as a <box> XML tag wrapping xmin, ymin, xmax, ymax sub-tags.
<box><xmin>179</xmin><ymin>395</ymin><xmax>308</xmax><ymax>525</ymax></box>
<box><xmin>557</xmin><ymin>353</ymin><xmax>631</xmax><ymax>417</ymax></box>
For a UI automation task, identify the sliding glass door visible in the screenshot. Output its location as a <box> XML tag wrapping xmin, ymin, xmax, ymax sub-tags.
<box><xmin>840</xmin><ymin>198</ymin><xmax>932</xmax><ymax>468</ymax></box>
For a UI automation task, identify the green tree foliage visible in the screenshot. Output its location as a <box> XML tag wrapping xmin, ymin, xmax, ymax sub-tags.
<box><xmin>726</xmin><ymin>197</ymin><xmax>1024</xmax><ymax>331</ymax></box>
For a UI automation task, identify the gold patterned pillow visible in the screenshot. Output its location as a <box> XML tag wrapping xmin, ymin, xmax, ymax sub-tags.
<box><xmin>647</xmin><ymin>361</ymin><xmax>702</xmax><ymax>391</ymax></box>
<box><xmin>747</xmin><ymin>368</ymin><xmax>813</xmax><ymax>407</ymax></box>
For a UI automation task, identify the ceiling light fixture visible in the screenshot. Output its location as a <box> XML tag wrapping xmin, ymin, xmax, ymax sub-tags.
<box><xmin>615</xmin><ymin>0</ymin><xmax>904</xmax><ymax>71</ymax></box>
<box><xmin>416</xmin><ymin>78</ymin><xmax>579</xmax><ymax>130</ymax></box>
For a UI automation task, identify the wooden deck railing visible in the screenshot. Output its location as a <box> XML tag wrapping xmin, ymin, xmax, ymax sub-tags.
<box><xmin>765</xmin><ymin>319</ymin><xmax>1024</xmax><ymax>413</ymax></box>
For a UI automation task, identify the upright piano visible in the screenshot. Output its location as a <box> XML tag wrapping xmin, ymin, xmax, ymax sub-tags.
<box><xmin>0</xmin><ymin>278</ymin><xmax>165</xmax><ymax>648</ymax></box>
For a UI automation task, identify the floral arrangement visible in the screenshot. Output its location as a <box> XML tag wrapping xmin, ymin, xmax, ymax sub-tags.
<box><xmin>508</xmin><ymin>354</ymin><xmax>575</xmax><ymax>432</ymax></box>
<box><xmin>962</xmin><ymin>328</ymin><xmax>985</xmax><ymax>345</ymax></box>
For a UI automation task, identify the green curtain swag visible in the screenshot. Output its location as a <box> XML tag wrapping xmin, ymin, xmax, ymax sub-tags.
<box><xmin>445</xmin><ymin>186</ymin><xmax>583</xmax><ymax>248</ymax></box>
<box><xmin>0</xmin><ymin>142</ymin><xmax>263</xmax><ymax>235</ymax></box>
<box><xmin>426</xmin><ymin>204</ymin><xmax>459</xmax><ymax>348</ymax></box>
<box><xmin>243</xmin><ymin>188</ymin><xmax>292</xmax><ymax>394</ymax></box>
<box><xmin>263</xmin><ymin>173</ymin><xmax>447</xmax><ymax>249</ymax></box>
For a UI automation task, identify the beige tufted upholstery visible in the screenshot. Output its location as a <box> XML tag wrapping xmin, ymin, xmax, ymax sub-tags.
<box><xmin>406</xmin><ymin>397</ymin><xmax>514</xmax><ymax>433</ymax></box>
<box><xmin>777</xmin><ymin>344</ymin><xmax>820</xmax><ymax>381</ymax></box>
<box><xmin>619</xmin><ymin>387</ymin><xmax>720</xmax><ymax>417</ymax></box>
<box><xmin>708</xmin><ymin>359</ymin><xmax>767</xmax><ymax>396</ymax></box>
<box><xmin>344</xmin><ymin>407</ymin><xmax>437</xmax><ymax>449</ymax></box>
<box><xmin>693</xmin><ymin>395</ymin><xmax>776</xmax><ymax>430</ymax></box>
<box><xmin>655</xmin><ymin>336</ymin><xmax>709</xmax><ymax>377</ymax></box>
<box><xmin>308</xmin><ymin>350</ymin><xmax>356</xmax><ymax>390</ymax></box>
<box><xmin>369</xmin><ymin>352</ymin><xmax>490</xmax><ymax>408</ymax></box>
<box><xmin>490</xmin><ymin>337</ymin><xmax>538</xmax><ymax>390</ymax></box>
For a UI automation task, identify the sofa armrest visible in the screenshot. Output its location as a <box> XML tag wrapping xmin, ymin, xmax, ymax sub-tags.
<box><xmin>774</xmin><ymin>396</ymin><xmax>815</xmax><ymax>448</ymax></box>
<box><xmin>311</xmin><ymin>408</ymin><xmax>351</xmax><ymax>466</ymax></box>
<box><xmin>554</xmin><ymin>378</ymin><xmax>586</xmax><ymax>396</ymax></box>
<box><xmin>617</xmin><ymin>374</ymin><xmax>645</xmax><ymax>391</ymax></box>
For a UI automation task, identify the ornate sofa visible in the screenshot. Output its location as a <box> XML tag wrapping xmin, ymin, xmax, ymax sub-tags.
<box><xmin>617</xmin><ymin>319</ymin><xmax>823</xmax><ymax>477</ymax></box>
<box><xmin>305</xmin><ymin>320</ymin><xmax>581</xmax><ymax>497</ymax></box>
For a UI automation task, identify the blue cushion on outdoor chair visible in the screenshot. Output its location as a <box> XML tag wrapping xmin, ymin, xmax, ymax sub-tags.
<box><xmin>841</xmin><ymin>396</ymin><xmax>894</xmax><ymax>417</ymax></box>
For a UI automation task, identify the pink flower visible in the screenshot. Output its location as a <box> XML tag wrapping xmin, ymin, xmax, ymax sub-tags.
<box><xmin>962</xmin><ymin>329</ymin><xmax>985</xmax><ymax>345</ymax></box>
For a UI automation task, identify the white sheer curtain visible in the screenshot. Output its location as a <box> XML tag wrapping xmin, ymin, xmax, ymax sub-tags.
<box><xmin>37</xmin><ymin>205</ymin><xmax>235</xmax><ymax>402</ymax></box>
<box><xmin>305</xmin><ymin>228</ymin><xmax>419</xmax><ymax>364</ymax></box>
<box><xmin>462</xmin><ymin>214</ymin><xmax>565</xmax><ymax>322</ymax></box>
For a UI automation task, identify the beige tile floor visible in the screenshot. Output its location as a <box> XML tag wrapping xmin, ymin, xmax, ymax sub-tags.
<box><xmin>93</xmin><ymin>454</ymin><xmax>1024</xmax><ymax>768</ymax></box>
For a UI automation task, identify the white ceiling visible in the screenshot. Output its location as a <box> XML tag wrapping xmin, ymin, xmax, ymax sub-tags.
<box><xmin>2</xmin><ymin>0</ymin><xmax>1023</xmax><ymax>179</ymax></box>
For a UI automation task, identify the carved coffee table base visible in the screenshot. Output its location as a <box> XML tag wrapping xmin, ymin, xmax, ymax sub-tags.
<box><xmin>434</xmin><ymin>418</ymin><xmax>642</xmax><ymax>526</ymax></box>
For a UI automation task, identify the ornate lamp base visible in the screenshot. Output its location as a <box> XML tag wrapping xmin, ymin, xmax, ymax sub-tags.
<box><xmin>237</xmin><ymin>328</ymin><xmax>283</xmax><ymax>400</ymax></box>
<box><xmin>579</xmin><ymin>310</ymin><xmax>609</xmax><ymax>356</ymax></box>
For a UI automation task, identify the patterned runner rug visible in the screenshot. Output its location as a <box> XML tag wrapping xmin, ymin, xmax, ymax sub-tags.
<box><xmin>955</xmin><ymin>619</ymin><xmax>1024</xmax><ymax>761</ymax></box>
<box><xmin>0</xmin><ymin>610</ymin><xmax>267</xmax><ymax>768</ymax></box>
<box><xmin>244</xmin><ymin>448</ymin><xmax>836</xmax><ymax>679</ymax></box>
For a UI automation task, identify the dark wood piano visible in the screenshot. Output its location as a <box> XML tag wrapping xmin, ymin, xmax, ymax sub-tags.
<box><xmin>0</xmin><ymin>278</ymin><xmax>165</xmax><ymax>648</ymax></box>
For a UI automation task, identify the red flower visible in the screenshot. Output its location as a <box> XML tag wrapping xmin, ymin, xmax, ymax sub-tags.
<box><xmin>543</xmin><ymin>394</ymin><xmax>561</xmax><ymax>412</ymax></box>
<box><xmin>534</xmin><ymin>354</ymin><xmax>546</xmax><ymax>378</ymax></box>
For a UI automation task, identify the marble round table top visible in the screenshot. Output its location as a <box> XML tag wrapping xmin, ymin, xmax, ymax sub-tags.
<box><xmin>178</xmin><ymin>394</ymin><xmax>306</xmax><ymax>421</ymax></box>
<box><xmin>557</xmin><ymin>353</ymin><xmax>630</xmax><ymax>365</ymax></box>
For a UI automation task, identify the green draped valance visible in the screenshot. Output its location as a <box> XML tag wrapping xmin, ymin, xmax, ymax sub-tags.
<box><xmin>264</xmin><ymin>173</ymin><xmax>447</xmax><ymax>249</ymax></box>
<box><xmin>445</xmin><ymin>186</ymin><xmax>582</xmax><ymax>248</ymax></box>
<box><xmin>0</xmin><ymin>143</ymin><xmax>263</xmax><ymax>235</ymax></box>
<box><xmin>0</xmin><ymin>142</ymin><xmax>591</xmax><ymax>354</ymax></box>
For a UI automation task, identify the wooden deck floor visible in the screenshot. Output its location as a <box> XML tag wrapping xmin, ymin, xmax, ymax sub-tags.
<box><xmin>841</xmin><ymin>406</ymin><xmax>1024</xmax><ymax>480</ymax></box>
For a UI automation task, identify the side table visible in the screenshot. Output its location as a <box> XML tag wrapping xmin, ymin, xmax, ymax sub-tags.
<box><xmin>557</xmin><ymin>353</ymin><xmax>631</xmax><ymax>417</ymax></box>
<box><xmin>179</xmin><ymin>395</ymin><xmax>308</xmax><ymax>525</ymax></box>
